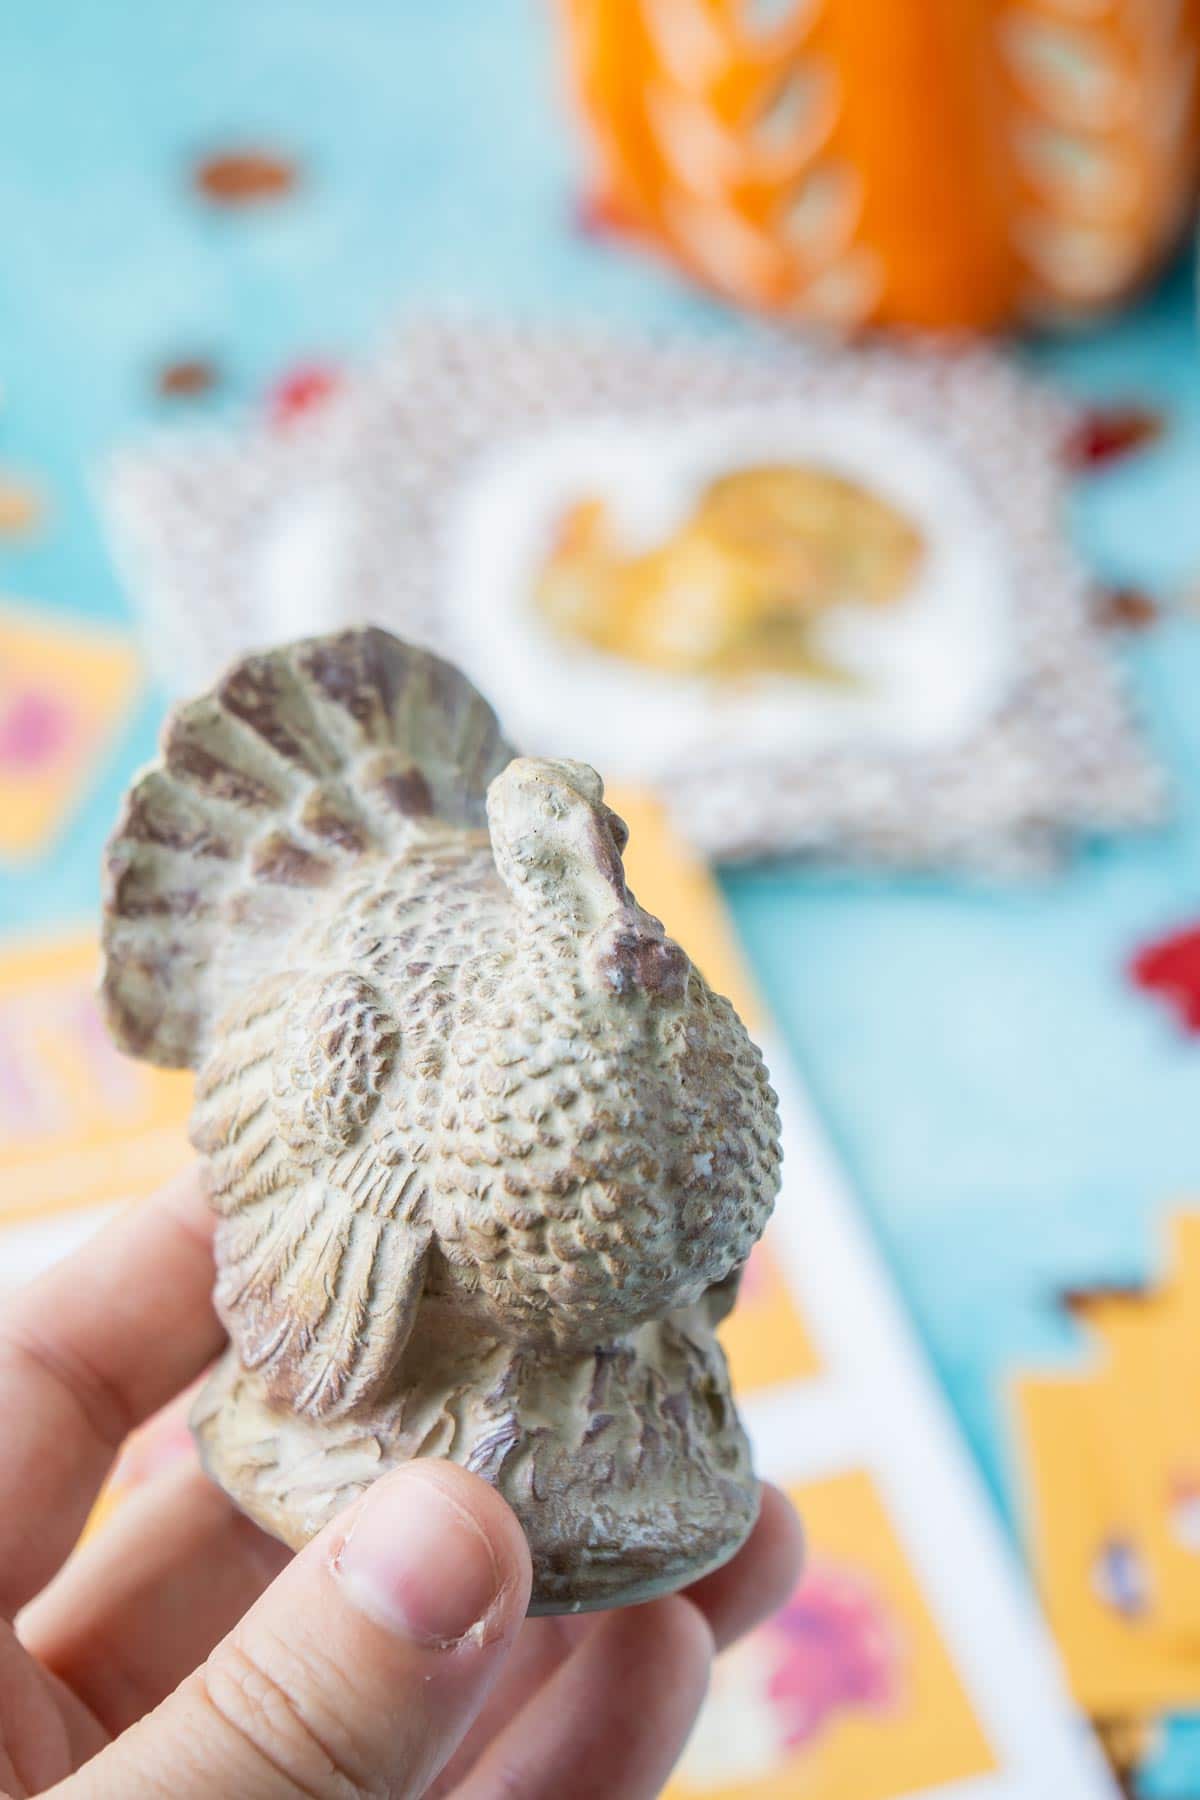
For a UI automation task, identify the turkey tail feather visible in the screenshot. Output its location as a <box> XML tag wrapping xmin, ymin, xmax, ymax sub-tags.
<box><xmin>101</xmin><ymin>627</ymin><xmax>513</xmax><ymax>1068</ymax></box>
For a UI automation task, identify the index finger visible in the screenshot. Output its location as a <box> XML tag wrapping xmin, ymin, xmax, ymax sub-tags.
<box><xmin>0</xmin><ymin>1166</ymin><xmax>223</xmax><ymax>1617</ymax></box>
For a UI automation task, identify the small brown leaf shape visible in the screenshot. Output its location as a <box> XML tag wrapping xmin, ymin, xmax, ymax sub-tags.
<box><xmin>193</xmin><ymin>150</ymin><xmax>300</xmax><ymax>206</ymax></box>
<box><xmin>0</xmin><ymin>473</ymin><xmax>43</xmax><ymax>537</ymax></box>
<box><xmin>157</xmin><ymin>358</ymin><xmax>220</xmax><ymax>398</ymax></box>
<box><xmin>1096</xmin><ymin>586</ymin><xmax>1159</xmax><ymax>631</ymax></box>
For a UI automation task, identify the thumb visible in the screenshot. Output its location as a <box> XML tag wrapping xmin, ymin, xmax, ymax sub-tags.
<box><xmin>59</xmin><ymin>1461</ymin><xmax>532</xmax><ymax>1800</ymax></box>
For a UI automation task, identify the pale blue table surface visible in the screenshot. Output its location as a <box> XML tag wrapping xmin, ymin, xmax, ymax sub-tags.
<box><xmin>4</xmin><ymin>2</ymin><xmax>1200</xmax><ymax>1785</ymax></box>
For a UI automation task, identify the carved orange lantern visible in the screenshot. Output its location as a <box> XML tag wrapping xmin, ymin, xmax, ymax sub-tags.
<box><xmin>557</xmin><ymin>0</ymin><xmax>1200</xmax><ymax>330</ymax></box>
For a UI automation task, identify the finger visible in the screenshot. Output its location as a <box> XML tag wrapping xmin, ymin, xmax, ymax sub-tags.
<box><xmin>452</xmin><ymin>1595</ymin><xmax>713</xmax><ymax>1800</ymax></box>
<box><xmin>22</xmin><ymin>1458</ymin><xmax>290</xmax><ymax>1734</ymax></box>
<box><xmin>0</xmin><ymin>1166</ymin><xmax>222</xmax><ymax>1617</ymax></box>
<box><xmin>428</xmin><ymin>1613</ymin><xmax>591</xmax><ymax>1797</ymax></box>
<box><xmin>60</xmin><ymin>1461</ymin><xmax>532</xmax><ymax>1800</ymax></box>
<box><xmin>0</xmin><ymin>1621</ymin><xmax>108</xmax><ymax>1792</ymax></box>
<box><xmin>684</xmin><ymin>1482</ymin><xmax>803</xmax><ymax>1650</ymax></box>
<box><xmin>434</xmin><ymin>1481</ymin><xmax>803</xmax><ymax>1796</ymax></box>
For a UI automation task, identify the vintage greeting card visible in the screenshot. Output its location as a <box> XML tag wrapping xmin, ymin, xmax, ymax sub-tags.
<box><xmin>104</xmin><ymin>325</ymin><xmax>1162</xmax><ymax>874</ymax></box>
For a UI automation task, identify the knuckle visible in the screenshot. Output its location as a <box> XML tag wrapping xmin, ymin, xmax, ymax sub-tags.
<box><xmin>199</xmin><ymin>1634</ymin><xmax>380</xmax><ymax>1799</ymax></box>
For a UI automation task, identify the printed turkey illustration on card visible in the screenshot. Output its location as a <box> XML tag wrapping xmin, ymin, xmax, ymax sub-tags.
<box><xmin>446</xmin><ymin>407</ymin><xmax>1013</xmax><ymax>778</ymax></box>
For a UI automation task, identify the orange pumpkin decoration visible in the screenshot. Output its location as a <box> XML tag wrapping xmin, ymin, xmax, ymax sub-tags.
<box><xmin>557</xmin><ymin>0</ymin><xmax>1200</xmax><ymax>330</ymax></box>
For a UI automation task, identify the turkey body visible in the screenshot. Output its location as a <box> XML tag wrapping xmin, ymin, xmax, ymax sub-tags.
<box><xmin>102</xmin><ymin>628</ymin><xmax>781</xmax><ymax>1610</ymax></box>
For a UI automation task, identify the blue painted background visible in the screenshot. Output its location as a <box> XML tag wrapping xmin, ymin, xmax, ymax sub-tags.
<box><xmin>3</xmin><ymin>1</ymin><xmax>1200</xmax><ymax>1784</ymax></box>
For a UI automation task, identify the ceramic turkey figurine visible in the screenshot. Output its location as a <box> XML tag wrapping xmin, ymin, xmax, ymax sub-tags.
<box><xmin>101</xmin><ymin>627</ymin><xmax>781</xmax><ymax>1611</ymax></box>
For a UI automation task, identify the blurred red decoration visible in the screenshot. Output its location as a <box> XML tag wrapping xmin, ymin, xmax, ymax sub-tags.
<box><xmin>1065</xmin><ymin>407</ymin><xmax>1165</xmax><ymax>470</ymax></box>
<box><xmin>193</xmin><ymin>150</ymin><xmax>300</xmax><ymax>206</ymax></box>
<box><xmin>1130</xmin><ymin>924</ymin><xmax>1200</xmax><ymax>1034</ymax></box>
<box><xmin>267</xmin><ymin>364</ymin><xmax>341</xmax><ymax>428</ymax></box>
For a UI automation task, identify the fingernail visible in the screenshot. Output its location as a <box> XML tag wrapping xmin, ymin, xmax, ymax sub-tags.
<box><xmin>330</xmin><ymin>1467</ymin><xmax>502</xmax><ymax>1646</ymax></box>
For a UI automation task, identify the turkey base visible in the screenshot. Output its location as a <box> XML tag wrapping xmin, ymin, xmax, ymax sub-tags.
<box><xmin>191</xmin><ymin>1303</ymin><xmax>758</xmax><ymax>1613</ymax></box>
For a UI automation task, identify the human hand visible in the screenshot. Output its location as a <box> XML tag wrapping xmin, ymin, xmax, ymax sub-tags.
<box><xmin>0</xmin><ymin>1170</ymin><xmax>802</xmax><ymax>1798</ymax></box>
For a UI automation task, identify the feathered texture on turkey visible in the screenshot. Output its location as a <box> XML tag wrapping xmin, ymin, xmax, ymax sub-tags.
<box><xmin>101</xmin><ymin>627</ymin><xmax>782</xmax><ymax>1608</ymax></box>
<box><xmin>188</xmin><ymin>806</ymin><xmax>780</xmax><ymax>1405</ymax></box>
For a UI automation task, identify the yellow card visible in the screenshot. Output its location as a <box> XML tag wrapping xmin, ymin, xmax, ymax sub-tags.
<box><xmin>1139</xmin><ymin>1216</ymin><xmax>1200</xmax><ymax>1640</ymax></box>
<box><xmin>1063</xmin><ymin>1295</ymin><xmax>1171</xmax><ymax>1606</ymax></box>
<box><xmin>0</xmin><ymin>601</ymin><xmax>140</xmax><ymax>860</ymax></box>
<box><xmin>1070</xmin><ymin>1218</ymin><xmax>1200</xmax><ymax>1647</ymax></box>
<box><xmin>719</xmin><ymin>1234</ymin><xmax>821</xmax><ymax>1395</ymax></box>
<box><xmin>1013</xmin><ymin>1364</ymin><xmax>1200</xmax><ymax>1714</ymax></box>
<box><xmin>667</xmin><ymin>1470</ymin><xmax>996</xmax><ymax>1800</ymax></box>
<box><xmin>0</xmin><ymin>930</ymin><xmax>192</xmax><ymax>1224</ymax></box>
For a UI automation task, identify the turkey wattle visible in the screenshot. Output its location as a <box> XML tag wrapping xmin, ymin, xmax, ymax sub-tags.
<box><xmin>101</xmin><ymin>627</ymin><xmax>781</xmax><ymax>1611</ymax></box>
